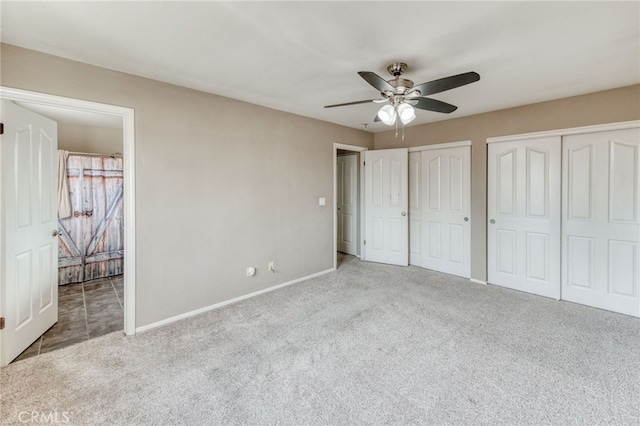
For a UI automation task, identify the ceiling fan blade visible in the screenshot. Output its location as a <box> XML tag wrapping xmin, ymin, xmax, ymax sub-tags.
<box><xmin>411</xmin><ymin>72</ymin><xmax>480</xmax><ymax>97</ymax></box>
<box><xmin>324</xmin><ymin>99</ymin><xmax>379</xmax><ymax>108</ymax></box>
<box><xmin>374</xmin><ymin>114</ymin><xmax>381</xmax><ymax>122</ymax></box>
<box><xmin>412</xmin><ymin>97</ymin><xmax>458</xmax><ymax>113</ymax></box>
<box><xmin>358</xmin><ymin>71</ymin><xmax>395</xmax><ymax>93</ymax></box>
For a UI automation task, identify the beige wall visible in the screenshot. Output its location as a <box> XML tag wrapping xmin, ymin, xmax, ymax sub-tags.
<box><xmin>58</xmin><ymin>123</ymin><xmax>123</xmax><ymax>154</ymax></box>
<box><xmin>4</xmin><ymin>42</ymin><xmax>638</xmax><ymax>324</ymax></box>
<box><xmin>1</xmin><ymin>44</ymin><xmax>373</xmax><ymax>327</ymax></box>
<box><xmin>374</xmin><ymin>84</ymin><xmax>640</xmax><ymax>281</ymax></box>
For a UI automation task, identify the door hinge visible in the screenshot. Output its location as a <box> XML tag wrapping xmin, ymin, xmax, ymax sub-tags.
<box><xmin>0</xmin><ymin>317</ymin><xmax>5</xmax><ymax>330</ymax></box>
<box><xmin>0</xmin><ymin>123</ymin><xmax>4</xmax><ymax>135</ymax></box>
<box><xmin>363</xmin><ymin>161</ymin><xmax>365</xmax><ymax>166</ymax></box>
<box><xmin>364</xmin><ymin>240</ymin><xmax>366</xmax><ymax>245</ymax></box>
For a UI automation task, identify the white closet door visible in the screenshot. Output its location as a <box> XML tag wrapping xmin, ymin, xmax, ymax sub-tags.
<box><xmin>408</xmin><ymin>151</ymin><xmax>422</xmax><ymax>266</ymax></box>
<box><xmin>421</xmin><ymin>146</ymin><xmax>471</xmax><ymax>278</ymax></box>
<box><xmin>363</xmin><ymin>148</ymin><xmax>408</xmax><ymax>266</ymax></box>
<box><xmin>487</xmin><ymin>137</ymin><xmax>561</xmax><ymax>298</ymax></box>
<box><xmin>562</xmin><ymin>128</ymin><xmax>640</xmax><ymax>316</ymax></box>
<box><xmin>336</xmin><ymin>154</ymin><xmax>358</xmax><ymax>255</ymax></box>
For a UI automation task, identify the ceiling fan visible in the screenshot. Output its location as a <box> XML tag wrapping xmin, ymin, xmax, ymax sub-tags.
<box><xmin>324</xmin><ymin>62</ymin><xmax>480</xmax><ymax>126</ymax></box>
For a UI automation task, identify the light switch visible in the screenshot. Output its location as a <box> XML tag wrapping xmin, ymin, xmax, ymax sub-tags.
<box><xmin>318</xmin><ymin>197</ymin><xmax>326</xmax><ymax>206</ymax></box>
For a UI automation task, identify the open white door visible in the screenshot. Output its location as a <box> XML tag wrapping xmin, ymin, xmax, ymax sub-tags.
<box><xmin>487</xmin><ymin>136</ymin><xmax>561</xmax><ymax>299</ymax></box>
<box><xmin>1</xmin><ymin>100</ymin><xmax>58</xmax><ymax>365</ymax></box>
<box><xmin>363</xmin><ymin>148</ymin><xmax>408</xmax><ymax>266</ymax></box>
<box><xmin>337</xmin><ymin>154</ymin><xmax>358</xmax><ymax>255</ymax></box>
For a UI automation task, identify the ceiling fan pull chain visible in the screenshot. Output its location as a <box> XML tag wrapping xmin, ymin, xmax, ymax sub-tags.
<box><xmin>395</xmin><ymin>105</ymin><xmax>399</xmax><ymax>138</ymax></box>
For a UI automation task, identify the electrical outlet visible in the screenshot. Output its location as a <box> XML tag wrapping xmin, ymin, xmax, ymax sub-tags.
<box><xmin>268</xmin><ymin>261</ymin><xmax>274</xmax><ymax>273</ymax></box>
<box><xmin>246</xmin><ymin>266</ymin><xmax>256</xmax><ymax>277</ymax></box>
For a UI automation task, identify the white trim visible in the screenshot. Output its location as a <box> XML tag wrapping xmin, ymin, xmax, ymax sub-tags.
<box><xmin>470</xmin><ymin>278</ymin><xmax>487</xmax><ymax>285</ymax></box>
<box><xmin>486</xmin><ymin>120</ymin><xmax>640</xmax><ymax>144</ymax></box>
<box><xmin>335</xmin><ymin>143</ymin><xmax>368</xmax><ymax>152</ymax></box>
<box><xmin>408</xmin><ymin>140</ymin><xmax>472</xmax><ymax>152</ymax></box>
<box><xmin>136</xmin><ymin>268</ymin><xmax>335</xmax><ymax>333</ymax></box>
<box><xmin>333</xmin><ymin>143</ymin><xmax>368</xmax><ymax>270</ymax></box>
<box><xmin>0</xmin><ymin>86</ymin><xmax>137</xmax><ymax>335</ymax></box>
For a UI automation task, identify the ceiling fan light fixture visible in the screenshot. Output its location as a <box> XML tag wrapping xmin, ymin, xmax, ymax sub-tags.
<box><xmin>397</xmin><ymin>103</ymin><xmax>416</xmax><ymax>125</ymax></box>
<box><xmin>377</xmin><ymin>104</ymin><xmax>396</xmax><ymax>125</ymax></box>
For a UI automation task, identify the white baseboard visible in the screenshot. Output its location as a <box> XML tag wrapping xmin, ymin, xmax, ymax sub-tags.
<box><xmin>135</xmin><ymin>268</ymin><xmax>335</xmax><ymax>334</ymax></box>
<box><xmin>470</xmin><ymin>278</ymin><xmax>487</xmax><ymax>285</ymax></box>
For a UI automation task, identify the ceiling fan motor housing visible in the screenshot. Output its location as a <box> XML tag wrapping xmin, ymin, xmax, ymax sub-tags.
<box><xmin>386</xmin><ymin>63</ymin><xmax>414</xmax><ymax>94</ymax></box>
<box><xmin>389</xmin><ymin>78</ymin><xmax>414</xmax><ymax>93</ymax></box>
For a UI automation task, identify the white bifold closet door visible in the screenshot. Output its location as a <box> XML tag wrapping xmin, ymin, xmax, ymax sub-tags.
<box><xmin>420</xmin><ymin>146</ymin><xmax>471</xmax><ymax>277</ymax></box>
<box><xmin>562</xmin><ymin>128</ymin><xmax>640</xmax><ymax>316</ymax></box>
<box><xmin>487</xmin><ymin>137</ymin><xmax>561</xmax><ymax>299</ymax></box>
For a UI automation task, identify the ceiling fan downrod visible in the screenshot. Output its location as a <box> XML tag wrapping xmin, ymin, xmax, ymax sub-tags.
<box><xmin>387</xmin><ymin>62</ymin><xmax>407</xmax><ymax>77</ymax></box>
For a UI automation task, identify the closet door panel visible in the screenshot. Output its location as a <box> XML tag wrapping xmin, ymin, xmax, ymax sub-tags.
<box><xmin>421</xmin><ymin>146</ymin><xmax>470</xmax><ymax>278</ymax></box>
<box><xmin>487</xmin><ymin>137</ymin><xmax>561</xmax><ymax>298</ymax></box>
<box><xmin>562</xmin><ymin>128</ymin><xmax>640</xmax><ymax>316</ymax></box>
<box><xmin>408</xmin><ymin>152</ymin><xmax>422</xmax><ymax>266</ymax></box>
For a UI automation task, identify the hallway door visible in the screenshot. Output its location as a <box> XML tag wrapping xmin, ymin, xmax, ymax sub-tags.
<box><xmin>337</xmin><ymin>154</ymin><xmax>358</xmax><ymax>255</ymax></box>
<box><xmin>1</xmin><ymin>100</ymin><xmax>58</xmax><ymax>365</ymax></box>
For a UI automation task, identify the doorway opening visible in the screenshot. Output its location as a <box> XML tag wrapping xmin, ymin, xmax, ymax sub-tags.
<box><xmin>0</xmin><ymin>87</ymin><xmax>136</xmax><ymax>365</ymax></box>
<box><xmin>333</xmin><ymin>143</ymin><xmax>367</xmax><ymax>269</ymax></box>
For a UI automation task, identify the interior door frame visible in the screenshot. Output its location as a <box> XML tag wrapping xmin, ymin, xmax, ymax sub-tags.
<box><xmin>333</xmin><ymin>143</ymin><xmax>367</xmax><ymax>270</ymax></box>
<box><xmin>0</xmin><ymin>86</ymin><xmax>137</xmax><ymax>335</ymax></box>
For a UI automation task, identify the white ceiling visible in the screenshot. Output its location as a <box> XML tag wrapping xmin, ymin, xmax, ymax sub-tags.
<box><xmin>1</xmin><ymin>1</ymin><xmax>638</xmax><ymax>132</ymax></box>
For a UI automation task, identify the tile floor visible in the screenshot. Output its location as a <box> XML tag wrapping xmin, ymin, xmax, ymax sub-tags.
<box><xmin>13</xmin><ymin>275</ymin><xmax>124</xmax><ymax>363</ymax></box>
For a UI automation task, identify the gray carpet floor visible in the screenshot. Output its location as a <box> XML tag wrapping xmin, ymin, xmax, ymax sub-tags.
<box><xmin>2</xmin><ymin>255</ymin><xmax>639</xmax><ymax>425</ymax></box>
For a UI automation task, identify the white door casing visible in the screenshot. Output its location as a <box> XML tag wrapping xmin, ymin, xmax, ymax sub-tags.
<box><xmin>363</xmin><ymin>148</ymin><xmax>409</xmax><ymax>266</ymax></box>
<box><xmin>421</xmin><ymin>146</ymin><xmax>471</xmax><ymax>278</ymax></box>
<box><xmin>562</xmin><ymin>128</ymin><xmax>640</xmax><ymax>316</ymax></box>
<box><xmin>1</xmin><ymin>86</ymin><xmax>136</xmax><ymax>337</ymax></box>
<box><xmin>408</xmin><ymin>152</ymin><xmax>422</xmax><ymax>266</ymax></box>
<box><xmin>337</xmin><ymin>154</ymin><xmax>358</xmax><ymax>256</ymax></box>
<box><xmin>487</xmin><ymin>136</ymin><xmax>561</xmax><ymax>299</ymax></box>
<box><xmin>1</xmin><ymin>100</ymin><xmax>58</xmax><ymax>365</ymax></box>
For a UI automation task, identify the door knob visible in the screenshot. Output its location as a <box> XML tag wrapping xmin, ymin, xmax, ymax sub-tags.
<box><xmin>401</xmin><ymin>212</ymin><xmax>407</xmax><ymax>216</ymax></box>
<box><xmin>52</xmin><ymin>229</ymin><xmax>61</xmax><ymax>237</ymax></box>
<box><xmin>464</xmin><ymin>217</ymin><xmax>469</xmax><ymax>222</ymax></box>
<box><xmin>490</xmin><ymin>219</ymin><xmax>495</xmax><ymax>224</ymax></box>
